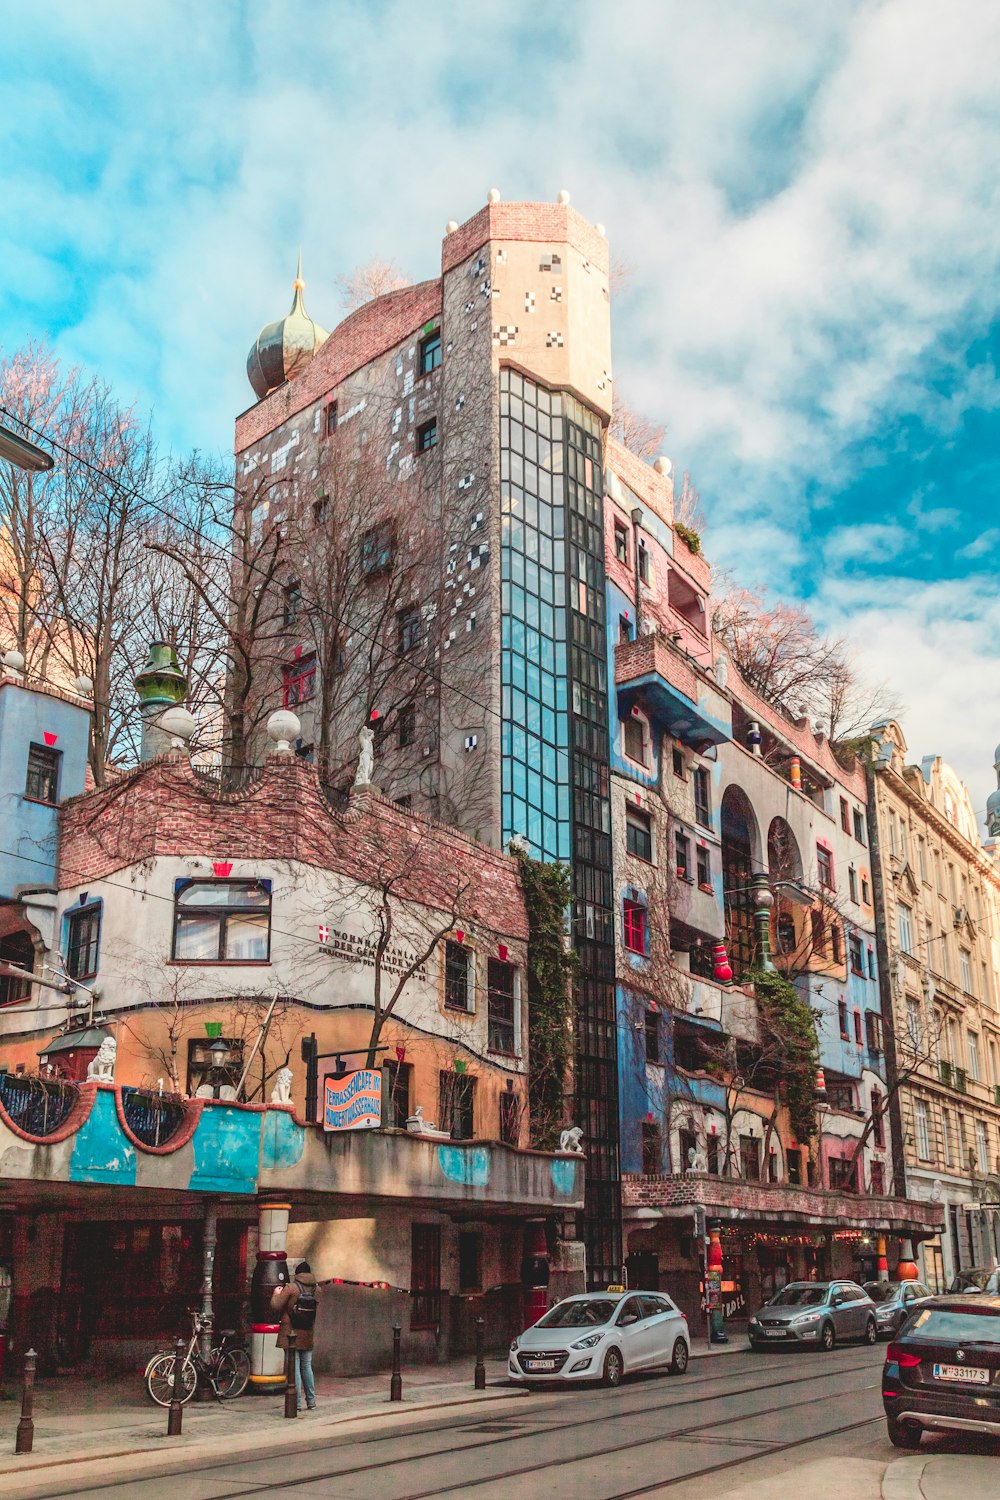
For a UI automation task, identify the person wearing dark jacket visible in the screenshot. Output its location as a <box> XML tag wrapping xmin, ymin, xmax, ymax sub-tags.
<box><xmin>271</xmin><ymin>1261</ymin><xmax>319</xmax><ymax>1410</ymax></box>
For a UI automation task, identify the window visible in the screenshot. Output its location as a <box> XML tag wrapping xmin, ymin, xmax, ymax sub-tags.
<box><xmin>324</xmin><ymin>401</ymin><xmax>338</xmax><ymax>436</ymax></box>
<box><xmin>976</xmin><ymin>1120</ymin><xmax>989</xmax><ymax>1174</ymax></box>
<box><xmin>419</xmin><ymin>330</ymin><xmax>442</xmax><ymax>375</ymax></box>
<box><xmin>186</xmin><ymin>1036</ymin><xmax>243</xmax><ymax>1097</ymax></box>
<box><xmin>282</xmin><ymin>580</ymin><xmax>301</xmax><ymax>627</ymax></box>
<box><xmin>811</xmin><ymin>908</ymin><xmax>826</xmax><ymax>955</ymax></box>
<box><xmin>968</xmin><ymin>1031</ymin><xmax>981</xmax><ymax>1082</ymax></box>
<box><xmin>382</xmin><ymin>1061</ymin><xmax>412</xmax><ymax>1129</ymax></box>
<box><xmin>696</xmin><ymin>845</ymin><xmax>711</xmax><ymax>888</ymax></box>
<box><xmin>25</xmin><ymin>743</ymin><xmax>60</xmax><ymax>804</ymax></box>
<box><xmin>172</xmin><ymin>879</ymin><xmax>271</xmax><ymax>962</ymax></box>
<box><xmin>614</xmin><ymin>522</ymin><xmax>629</xmax><ymax>563</ymax></box>
<box><xmin>839</xmin><ymin>999</ymin><xmax>850</xmax><ymax>1039</ymax></box>
<box><xmin>830</xmin><ymin>921</ymin><xmax>842</xmax><ymax>964</ymax></box>
<box><xmin>991</xmin><ymin>1039</ymin><xmax>999</xmax><ymax>1086</ymax></box>
<box><xmin>282</xmin><ymin>656</ymin><xmax>316</xmax><ymax>707</ymax></box>
<box><xmin>458</xmin><ymin>1230</ymin><xmax>483</xmax><ymax>1292</ymax></box>
<box><xmin>693</xmin><ymin>768</ymin><xmax>711</xmax><ymax>827</ymax></box>
<box><xmin>868</xmin><ymin>945</ymin><xmax>876</xmax><ymax>979</ymax></box>
<box><xmin>416</xmin><ymin>417</ymin><xmax>438</xmax><ymax>452</ymax></box>
<box><xmin>739</xmin><ymin>1135</ymin><xmax>761</xmax><ymax>1180</ymax></box>
<box><xmin>487</xmin><ymin>958</ymin><xmax>517</xmax><ymax>1054</ymax></box>
<box><xmin>870</xmin><ymin>1161</ymin><xmax>885</xmax><ymax>1195</ymax></box>
<box><xmin>398</xmin><ymin>702</ymin><xmax>416</xmax><ymax>748</ymax></box>
<box><xmin>443</xmin><ymin>940</ymin><xmax>473</xmax><ymax>1012</ymax></box>
<box><xmin>917</xmin><ymin>836</ymin><xmax>927</xmax><ymax>881</ymax></box>
<box><xmin>626</xmin><ymin>805</ymin><xmax>652</xmax><ymax>861</ymax></box>
<box><xmin>787</xmin><ymin>1148</ymin><xmax>802</xmax><ymax>1185</ymax></box>
<box><xmin>840</xmin><ymin>798</ymin><xmax>850</xmax><ymax>833</ymax></box>
<box><xmin>641</xmin><ymin>1121</ymin><xmax>662</xmax><ymax>1174</ymax></box>
<box><xmin>861</xmin><ymin>874</ymin><xmax>870</xmax><ymax>905</ymax></box>
<box><xmin>672</xmin><ymin>745</ymin><xmax>686</xmax><ymax>778</ymax></box>
<box><xmin>66</xmin><ymin>904</ymin><xmax>101</xmax><ymax>980</ymax></box>
<box><xmin>865</xmin><ymin>1012</ymin><xmax>883</xmax><ymax>1054</ymax></box>
<box><xmin>871</xmin><ymin>1087</ymin><xmax>885</xmax><ymax>1147</ymax></box>
<box><xmin>816</xmin><ymin>844</ymin><xmax>834</xmax><ymax>891</ymax></box>
<box><xmin>623</xmin><ymin>714</ymin><xmax>648</xmax><ymax>765</ymax></box>
<box><xmin>499</xmin><ymin>1085</ymin><xmax>520</xmax><ymax>1145</ymax></box>
<box><xmin>0</xmin><ymin>931</ymin><xmax>34</xmax><ymax>1006</ymax></box>
<box><xmin>637</xmin><ymin>541</ymin><xmax>650</xmax><ymax>584</ymax></box>
<box><xmin>960</xmin><ymin>950</ymin><xmax>972</xmax><ymax>994</ymax></box>
<box><xmin>941</xmin><ymin>1108</ymin><xmax>953</xmax><ymax>1166</ymax></box>
<box><xmin>675</xmin><ymin>830</ymin><xmax>691</xmax><ymax>880</ymax></box>
<box><xmin>853</xmin><ymin>1010</ymin><xmax>863</xmax><ymax>1046</ymax></box>
<box><xmin>397</xmin><ymin>606</ymin><xmax>421</xmax><ymax>654</ymax></box>
<box><xmin>898</xmin><ymin>904</ymin><xmax>913</xmax><ymax>954</ymax></box>
<box><xmin>915</xmin><ymin>1098</ymin><xmax>931</xmax><ymax>1160</ymax></box>
<box><xmin>848</xmin><ymin>865</ymin><xmax>857</xmax><ymax>904</ymax></box>
<box><xmin>618</xmin><ymin>614</ymin><xmax>634</xmax><ymax>643</ymax></box>
<box><xmin>706</xmin><ymin>1134</ymin><xmax>720</xmax><ymax>1175</ymax></box>
<box><xmin>849</xmin><ymin>934</ymin><xmax>864</xmax><ymax>975</ymax></box>
<box><xmin>906</xmin><ymin>997</ymin><xmax>921</xmax><ymax>1048</ymax></box>
<box><xmin>644</xmin><ymin>1009</ymin><xmax>660</xmax><ymax>1064</ymax></box>
<box><xmin>828</xmin><ymin>1157</ymin><xmax>858</xmax><ymax>1192</ymax></box>
<box><xmin>361</xmin><ymin>522</ymin><xmax>393</xmax><ymax>575</ymax></box>
<box><xmin>438</xmin><ymin>1070</ymin><xmax>475</xmax><ymax>1140</ymax></box>
<box><xmin>623</xmin><ymin>900</ymin><xmax>646</xmax><ymax>954</ymax></box>
<box><xmin>312</xmin><ymin>495</ymin><xmax>329</xmax><ymax>527</ymax></box>
<box><xmin>853</xmin><ymin>808</ymin><xmax>866</xmax><ymax>845</ymax></box>
<box><xmin>900</xmin><ymin>820</ymin><xmax>908</xmax><ymax>861</ymax></box>
<box><xmin>411</xmin><ymin>1223</ymin><xmax>441</xmax><ymax>1328</ymax></box>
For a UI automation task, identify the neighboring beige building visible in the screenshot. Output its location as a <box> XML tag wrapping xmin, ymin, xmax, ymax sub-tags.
<box><xmin>869</xmin><ymin>723</ymin><xmax>1000</xmax><ymax>1288</ymax></box>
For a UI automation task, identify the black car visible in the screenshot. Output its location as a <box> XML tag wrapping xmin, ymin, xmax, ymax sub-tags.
<box><xmin>882</xmin><ymin>1293</ymin><xmax>1000</xmax><ymax>1448</ymax></box>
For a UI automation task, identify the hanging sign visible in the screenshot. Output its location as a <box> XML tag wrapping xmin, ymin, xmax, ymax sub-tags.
<box><xmin>323</xmin><ymin>1070</ymin><xmax>382</xmax><ymax>1132</ymax></box>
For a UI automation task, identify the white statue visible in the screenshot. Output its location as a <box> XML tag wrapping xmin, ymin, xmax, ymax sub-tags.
<box><xmin>87</xmin><ymin>1035</ymin><xmax>116</xmax><ymax>1082</ymax></box>
<box><xmin>559</xmin><ymin>1125</ymin><xmax>585</xmax><ymax>1154</ymax></box>
<box><xmin>508</xmin><ymin>833</ymin><xmax>530</xmax><ymax>855</ymax></box>
<box><xmin>354</xmin><ymin>725</ymin><xmax>375</xmax><ymax>787</ymax></box>
<box><xmin>687</xmin><ymin>1145</ymin><xmax>707</xmax><ymax>1173</ymax></box>
<box><xmin>270</xmin><ymin>1066</ymin><xmax>293</xmax><ymax>1105</ymax></box>
<box><xmin>405</xmin><ymin>1106</ymin><xmax>450</xmax><ymax>1140</ymax></box>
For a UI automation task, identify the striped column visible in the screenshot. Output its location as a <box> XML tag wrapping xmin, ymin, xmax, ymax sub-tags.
<box><xmin>249</xmin><ymin>1201</ymin><xmax>291</xmax><ymax>1390</ymax></box>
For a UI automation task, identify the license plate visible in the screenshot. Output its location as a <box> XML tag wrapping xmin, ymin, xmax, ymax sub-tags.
<box><xmin>933</xmin><ymin>1363</ymin><xmax>990</xmax><ymax>1384</ymax></box>
<box><xmin>526</xmin><ymin>1359</ymin><xmax>557</xmax><ymax>1370</ymax></box>
<box><xmin>762</xmin><ymin>1329</ymin><xmax>785</xmax><ymax>1337</ymax></box>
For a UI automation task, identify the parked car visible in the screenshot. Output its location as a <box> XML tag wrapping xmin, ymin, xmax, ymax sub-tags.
<box><xmin>508</xmin><ymin>1290</ymin><xmax>690</xmax><ymax>1388</ymax></box>
<box><xmin>747</xmin><ymin>1280</ymin><xmax>878</xmax><ymax>1351</ymax></box>
<box><xmin>947</xmin><ymin>1265</ymin><xmax>1000</xmax><ymax>1295</ymax></box>
<box><xmin>882</xmin><ymin>1293</ymin><xmax>1000</xmax><ymax>1448</ymax></box>
<box><xmin>864</xmin><ymin>1280</ymin><xmax>933</xmax><ymax>1338</ymax></box>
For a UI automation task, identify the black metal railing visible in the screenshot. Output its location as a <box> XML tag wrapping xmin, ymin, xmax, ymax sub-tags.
<box><xmin>0</xmin><ymin>1073</ymin><xmax>78</xmax><ymax>1136</ymax></box>
<box><xmin>120</xmin><ymin>1087</ymin><xmax>186</xmax><ymax>1147</ymax></box>
<box><xmin>191</xmin><ymin>763</ymin><xmax>266</xmax><ymax>793</ymax></box>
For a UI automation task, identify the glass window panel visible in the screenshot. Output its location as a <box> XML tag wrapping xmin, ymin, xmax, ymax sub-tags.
<box><xmin>538</xmin><ymin>501</ymin><xmax>552</xmax><ymax>534</ymax></box>
<box><xmin>524</xmin><ymin>526</ymin><xmax>539</xmax><ymax>560</ymax></box>
<box><xmin>175</xmin><ymin>917</ymin><xmax>222</xmax><ymax>960</ymax></box>
<box><xmin>525</xmin><ymin>593</ymin><xmax>540</xmax><ymax>630</ymax></box>
<box><xmin>226</xmin><ymin>914</ymin><xmax>269</xmax><ymax>961</ymax></box>
<box><xmin>528</xmin><ymin>806</ymin><xmax>543</xmax><ymax>849</ymax></box>
<box><xmin>178</xmin><ymin>882</ymin><xmax>267</xmax><ymax>909</ymax></box>
<box><xmin>525</xmin><ymin>560</ymin><xmax>540</xmax><ymax>596</ymax></box>
<box><xmin>512</xmin><ymin>762</ymin><xmax>527</xmax><ymax>798</ymax></box>
<box><xmin>539</xmin><ymin>569</ymin><xmax>554</xmax><ymax>603</ymax></box>
<box><xmin>510</xmin><ymin>396</ymin><xmax>523</xmax><ymax>424</ymax></box>
<box><xmin>511</xmin><ymin>654</ymin><xmax>526</xmax><ymax>691</ymax></box>
<box><xmin>526</xmin><ymin>698</ymin><xmax>541</xmax><ymax>737</ymax></box>
<box><xmin>511</xmin><ymin>550</ymin><xmax>525</xmax><ymax>586</ymax></box>
<box><xmin>522</xmin><ymin>490</ymin><xmax>538</xmax><ymax>527</ymax></box>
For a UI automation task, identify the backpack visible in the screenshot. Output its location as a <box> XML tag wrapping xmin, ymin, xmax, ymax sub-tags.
<box><xmin>288</xmin><ymin>1279</ymin><xmax>317</xmax><ymax>1331</ymax></box>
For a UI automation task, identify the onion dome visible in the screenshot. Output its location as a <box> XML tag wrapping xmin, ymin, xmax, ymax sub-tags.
<box><xmin>988</xmin><ymin>744</ymin><xmax>1000</xmax><ymax>838</ymax></box>
<box><xmin>246</xmin><ymin>255</ymin><xmax>328</xmax><ymax>400</ymax></box>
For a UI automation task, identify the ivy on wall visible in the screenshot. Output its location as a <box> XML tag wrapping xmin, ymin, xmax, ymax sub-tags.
<box><xmin>514</xmin><ymin>851</ymin><xmax>578</xmax><ymax>1150</ymax></box>
<box><xmin>750</xmin><ymin>968</ymin><xmax>819</xmax><ymax>1144</ymax></box>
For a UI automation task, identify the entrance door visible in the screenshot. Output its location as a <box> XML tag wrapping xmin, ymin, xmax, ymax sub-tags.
<box><xmin>626</xmin><ymin>1251</ymin><xmax>659</xmax><ymax>1291</ymax></box>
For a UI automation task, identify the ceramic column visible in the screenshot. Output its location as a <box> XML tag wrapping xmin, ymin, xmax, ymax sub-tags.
<box><xmin>249</xmin><ymin>1200</ymin><xmax>291</xmax><ymax>1390</ymax></box>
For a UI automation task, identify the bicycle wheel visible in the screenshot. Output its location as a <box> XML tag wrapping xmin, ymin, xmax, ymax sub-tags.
<box><xmin>146</xmin><ymin>1352</ymin><xmax>198</xmax><ymax>1407</ymax></box>
<box><xmin>214</xmin><ymin>1348</ymin><xmax>250</xmax><ymax>1400</ymax></box>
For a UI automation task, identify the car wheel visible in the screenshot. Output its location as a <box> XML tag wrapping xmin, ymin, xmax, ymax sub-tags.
<box><xmin>669</xmin><ymin>1338</ymin><xmax>689</xmax><ymax>1375</ymax></box>
<box><xmin>602</xmin><ymin>1347</ymin><xmax>624</xmax><ymax>1387</ymax></box>
<box><xmin>887</xmin><ymin>1417</ymin><xmax>921</xmax><ymax>1450</ymax></box>
<box><xmin>820</xmin><ymin>1321</ymin><xmax>836</xmax><ymax>1352</ymax></box>
<box><xmin>864</xmin><ymin>1317</ymin><xmax>877</xmax><ymax>1346</ymax></box>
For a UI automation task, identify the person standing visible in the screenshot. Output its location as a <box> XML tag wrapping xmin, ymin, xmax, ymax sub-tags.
<box><xmin>271</xmin><ymin>1260</ymin><xmax>319</xmax><ymax>1410</ymax></box>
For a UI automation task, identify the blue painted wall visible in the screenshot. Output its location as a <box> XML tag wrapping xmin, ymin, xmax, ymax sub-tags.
<box><xmin>0</xmin><ymin>680</ymin><xmax>90</xmax><ymax>897</ymax></box>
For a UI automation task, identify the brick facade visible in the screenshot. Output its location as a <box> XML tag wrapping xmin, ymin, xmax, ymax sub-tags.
<box><xmin>622</xmin><ymin>1171</ymin><xmax>944</xmax><ymax>1235</ymax></box>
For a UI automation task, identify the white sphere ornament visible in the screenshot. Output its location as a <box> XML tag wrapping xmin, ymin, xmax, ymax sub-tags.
<box><xmin>74</xmin><ymin>674</ymin><xmax>94</xmax><ymax>698</ymax></box>
<box><xmin>2</xmin><ymin>649</ymin><xmax>25</xmax><ymax>674</ymax></box>
<box><xmin>267</xmin><ymin>708</ymin><xmax>301</xmax><ymax>754</ymax></box>
<box><xmin>487</xmin><ymin>187</ymin><xmax>501</xmax><ymax>203</ymax></box>
<box><xmin>445</xmin><ymin>220</ymin><xmax>459</xmax><ymax>235</ymax></box>
<box><xmin>556</xmin><ymin>189</ymin><xmax>571</xmax><ymax>205</ymax></box>
<box><xmin>653</xmin><ymin>456</ymin><xmax>672</xmax><ymax>476</ymax></box>
<box><xmin>158</xmin><ymin>705</ymin><xmax>197</xmax><ymax>750</ymax></box>
<box><xmin>596</xmin><ymin>223</ymin><xmax>606</xmax><ymax>237</ymax></box>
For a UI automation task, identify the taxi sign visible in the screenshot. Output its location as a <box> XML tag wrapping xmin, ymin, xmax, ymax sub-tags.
<box><xmin>606</xmin><ymin>1284</ymin><xmax>626</xmax><ymax>1293</ymax></box>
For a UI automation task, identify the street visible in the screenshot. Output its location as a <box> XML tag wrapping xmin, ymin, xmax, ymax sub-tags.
<box><xmin>17</xmin><ymin>1343</ymin><xmax>903</xmax><ymax>1500</ymax></box>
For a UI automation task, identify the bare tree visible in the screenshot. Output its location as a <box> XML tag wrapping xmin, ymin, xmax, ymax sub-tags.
<box><xmin>336</xmin><ymin>259</ymin><xmax>413</xmax><ymax>311</ymax></box>
<box><xmin>609</xmin><ymin>389</ymin><xmax>665</xmax><ymax>459</ymax></box>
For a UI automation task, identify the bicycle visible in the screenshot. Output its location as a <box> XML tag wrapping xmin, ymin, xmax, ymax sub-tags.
<box><xmin>144</xmin><ymin>1311</ymin><xmax>250</xmax><ymax>1406</ymax></box>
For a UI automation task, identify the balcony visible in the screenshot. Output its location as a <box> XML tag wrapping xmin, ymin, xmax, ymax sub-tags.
<box><xmin>622</xmin><ymin>1171</ymin><xmax>945</xmax><ymax>1236</ymax></box>
<box><xmin>615</xmin><ymin>634</ymin><xmax>731</xmax><ymax>749</ymax></box>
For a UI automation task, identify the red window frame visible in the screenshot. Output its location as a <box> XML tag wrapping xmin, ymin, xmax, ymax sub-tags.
<box><xmin>282</xmin><ymin>656</ymin><xmax>316</xmax><ymax>707</ymax></box>
<box><xmin>623</xmin><ymin>900</ymin><xmax>646</xmax><ymax>954</ymax></box>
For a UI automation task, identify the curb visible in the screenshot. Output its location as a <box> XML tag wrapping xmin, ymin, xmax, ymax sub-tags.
<box><xmin>4</xmin><ymin>1384</ymin><xmax>526</xmax><ymax>1499</ymax></box>
<box><xmin>881</xmin><ymin>1455</ymin><xmax>926</xmax><ymax>1500</ymax></box>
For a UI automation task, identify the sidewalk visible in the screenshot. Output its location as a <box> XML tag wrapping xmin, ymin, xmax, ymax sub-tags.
<box><xmin>882</xmin><ymin>1453</ymin><xmax>1000</xmax><ymax>1500</ymax></box>
<box><xmin>2</xmin><ymin>1342</ymin><xmax>743</xmax><ymax>1498</ymax></box>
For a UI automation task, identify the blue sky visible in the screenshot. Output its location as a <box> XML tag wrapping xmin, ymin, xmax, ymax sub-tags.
<box><xmin>3</xmin><ymin>0</ymin><xmax>1000</xmax><ymax>814</ymax></box>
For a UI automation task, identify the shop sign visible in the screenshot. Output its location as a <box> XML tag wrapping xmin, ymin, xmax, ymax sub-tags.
<box><xmin>323</xmin><ymin>1070</ymin><xmax>382</xmax><ymax>1132</ymax></box>
<box><xmin>705</xmin><ymin>1268</ymin><xmax>722</xmax><ymax>1308</ymax></box>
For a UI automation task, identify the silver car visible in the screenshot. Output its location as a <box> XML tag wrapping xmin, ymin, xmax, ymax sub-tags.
<box><xmin>748</xmin><ymin>1280</ymin><xmax>878</xmax><ymax>1352</ymax></box>
<box><xmin>509</xmin><ymin>1290</ymin><xmax>690</xmax><ymax>1387</ymax></box>
<box><xmin>864</xmin><ymin>1279</ymin><xmax>932</xmax><ymax>1337</ymax></box>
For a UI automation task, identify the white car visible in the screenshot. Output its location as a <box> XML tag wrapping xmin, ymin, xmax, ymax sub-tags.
<box><xmin>508</xmin><ymin>1290</ymin><xmax>690</xmax><ymax>1388</ymax></box>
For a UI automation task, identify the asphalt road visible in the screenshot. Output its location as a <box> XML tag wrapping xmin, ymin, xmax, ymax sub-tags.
<box><xmin>36</xmin><ymin>1342</ymin><xmax>895</xmax><ymax>1500</ymax></box>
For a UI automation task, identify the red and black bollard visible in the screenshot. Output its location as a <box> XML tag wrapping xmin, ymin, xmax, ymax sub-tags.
<box><xmin>474</xmin><ymin>1317</ymin><xmax>486</xmax><ymax>1390</ymax></box>
<box><xmin>14</xmin><ymin>1348</ymin><xmax>36</xmax><ymax>1455</ymax></box>
<box><xmin>284</xmin><ymin>1329</ymin><xmax>298</xmax><ymax>1419</ymax></box>
<box><xmin>389</xmin><ymin>1322</ymin><xmax>402</xmax><ymax>1402</ymax></box>
<box><xmin>167</xmin><ymin>1336</ymin><xmax>185</xmax><ymax>1437</ymax></box>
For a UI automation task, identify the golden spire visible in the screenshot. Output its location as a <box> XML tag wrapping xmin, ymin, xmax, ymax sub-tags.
<box><xmin>293</xmin><ymin>250</ymin><xmax>304</xmax><ymax>293</ymax></box>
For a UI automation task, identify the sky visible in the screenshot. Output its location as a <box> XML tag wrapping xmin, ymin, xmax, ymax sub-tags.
<box><xmin>3</xmin><ymin>0</ymin><xmax>1000</xmax><ymax>818</ymax></box>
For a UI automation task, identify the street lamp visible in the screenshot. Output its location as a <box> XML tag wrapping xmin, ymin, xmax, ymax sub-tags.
<box><xmin>207</xmin><ymin>1037</ymin><xmax>232</xmax><ymax>1098</ymax></box>
<box><xmin>0</xmin><ymin>424</ymin><xmax>53</xmax><ymax>473</ymax></box>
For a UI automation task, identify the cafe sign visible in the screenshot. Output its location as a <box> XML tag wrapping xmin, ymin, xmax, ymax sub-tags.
<box><xmin>323</xmin><ymin>1069</ymin><xmax>382</xmax><ymax>1132</ymax></box>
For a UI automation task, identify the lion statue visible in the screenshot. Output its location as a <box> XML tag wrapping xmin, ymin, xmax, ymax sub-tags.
<box><xmin>87</xmin><ymin>1035</ymin><xmax>117</xmax><ymax>1082</ymax></box>
<box><xmin>559</xmin><ymin>1125</ymin><xmax>585</xmax><ymax>1154</ymax></box>
<box><xmin>270</xmin><ymin>1066</ymin><xmax>293</xmax><ymax>1105</ymax></box>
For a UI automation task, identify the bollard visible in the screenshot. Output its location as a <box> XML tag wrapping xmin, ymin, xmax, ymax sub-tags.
<box><xmin>167</xmin><ymin>1335</ymin><xmax>185</xmax><ymax>1437</ymax></box>
<box><xmin>14</xmin><ymin>1348</ymin><xmax>36</xmax><ymax>1455</ymax></box>
<box><xmin>284</xmin><ymin>1329</ymin><xmax>298</xmax><ymax>1419</ymax></box>
<box><xmin>389</xmin><ymin>1322</ymin><xmax>402</xmax><ymax>1402</ymax></box>
<box><xmin>474</xmin><ymin>1317</ymin><xmax>486</xmax><ymax>1390</ymax></box>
